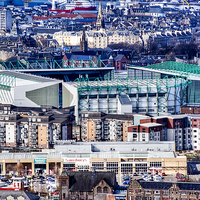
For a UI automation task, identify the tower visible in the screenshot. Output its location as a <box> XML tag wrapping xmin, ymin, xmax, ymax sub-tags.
<box><xmin>80</xmin><ymin>27</ymin><xmax>88</xmax><ymax>52</ymax></box>
<box><xmin>96</xmin><ymin>2</ymin><xmax>105</xmax><ymax>31</ymax></box>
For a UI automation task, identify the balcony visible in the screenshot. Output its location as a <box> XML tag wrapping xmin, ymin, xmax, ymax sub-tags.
<box><xmin>116</xmin><ymin>126</ymin><xmax>122</xmax><ymax>131</ymax></box>
<box><xmin>96</xmin><ymin>130</ymin><xmax>101</xmax><ymax>135</ymax></box>
<box><xmin>81</xmin><ymin>134</ymin><xmax>87</xmax><ymax>138</ymax></box>
<box><xmin>0</xmin><ymin>128</ymin><xmax>4</xmax><ymax>132</ymax></box>
<box><xmin>116</xmin><ymin>122</ymin><xmax>122</xmax><ymax>126</ymax></box>
<box><xmin>104</xmin><ymin>136</ymin><xmax>110</xmax><ymax>140</ymax></box>
<box><xmin>95</xmin><ymin>136</ymin><xmax>101</xmax><ymax>140</ymax></box>
<box><xmin>96</xmin><ymin>125</ymin><xmax>101</xmax><ymax>129</ymax></box>
<box><xmin>116</xmin><ymin>131</ymin><xmax>122</xmax><ymax>135</ymax></box>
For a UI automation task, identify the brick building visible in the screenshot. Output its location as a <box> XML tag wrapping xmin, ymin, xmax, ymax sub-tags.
<box><xmin>59</xmin><ymin>171</ymin><xmax>121</xmax><ymax>200</ymax></box>
<box><xmin>128</xmin><ymin>179</ymin><xmax>200</xmax><ymax>200</ymax></box>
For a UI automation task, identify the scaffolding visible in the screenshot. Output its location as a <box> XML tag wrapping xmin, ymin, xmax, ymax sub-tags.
<box><xmin>0</xmin><ymin>59</ymin><xmax>106</xmax><ymax>70</ymax></box>
<box><xmin>70</xmin><ymin>76</ymin><xmax>190</xmax><ymax>116</ymax></box>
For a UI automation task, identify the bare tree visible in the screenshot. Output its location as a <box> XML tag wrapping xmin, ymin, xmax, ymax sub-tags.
<box><xmin>17</xmin><ymin>163</ymin><xmax>24</xmax><ymax>176</ymax></box>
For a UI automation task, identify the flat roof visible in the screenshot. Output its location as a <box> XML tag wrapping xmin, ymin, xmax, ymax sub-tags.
<box><xmin>140</xmin><ymin>123</ymin><xmax>162</xmax><ymax>127</ymax></box>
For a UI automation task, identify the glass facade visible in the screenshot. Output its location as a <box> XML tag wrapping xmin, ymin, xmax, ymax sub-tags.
<box><xmin>26</xmin><ymin>84</ymin><xmax>59</xmax><ymax>108</ymax></box>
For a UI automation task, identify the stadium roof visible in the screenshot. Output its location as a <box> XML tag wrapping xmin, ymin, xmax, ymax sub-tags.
<box><xmin>128</xmin><ymin>61</ymin><xmax>200</xmax><ymax>80</ymax></box>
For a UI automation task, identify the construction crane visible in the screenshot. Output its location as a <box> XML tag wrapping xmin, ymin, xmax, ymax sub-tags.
<box><xmin>183</xmin><ymin>0</ymin><xmax>190</xmax><ymax>9</ymax></box>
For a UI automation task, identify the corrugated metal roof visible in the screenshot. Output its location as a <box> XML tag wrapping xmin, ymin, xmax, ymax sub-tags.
<box><xmin>0</xmin><ymin>70</ymin><xmax>60</xmax><ymax>83</ymax></box>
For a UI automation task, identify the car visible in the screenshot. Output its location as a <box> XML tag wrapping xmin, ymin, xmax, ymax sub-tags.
<box><xmin>52</xmin><ymin>190</ymin><xmax>60</xmax><ymax>195</ymax></box>
<box><xmin>133</xmin><ymin>173</ymin><xmax>138</xmax><ymax>176</ymax></box>
<box><xmin>175</xmin><ymin>173</ymin><xmax>181</xmax><ymax>178</ymax></box>
<box><xmin>123</xmin><ymin>175</ymin><xmax>130</xmax><ymax>181</ymax></box>
<box><xmin>123</xmin><ymin>180</ymin><xmax>130</xmax><ymax>185</ymax></box>
<box><xmin>177</xmin><ymin>175</ymin><xmax>185</xmax><ymax>180</ymax></box>
<box><xmin>162</xmin><ymin>173</ymin><xmax>166</xmax><ymax>176</ymax></box>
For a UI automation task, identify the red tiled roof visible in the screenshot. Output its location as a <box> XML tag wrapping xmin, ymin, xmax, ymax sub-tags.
<box><xmin>33</xmin><ymin>16</ymin><xmax>48</xmax><ymax>20</ymax></box>
<box><xmin>49</xmin><ymin>14</ymin><xmax>78</xmax><ymax>18</ymax></box>
<box><xmin>80</xmin><ymin>13</ymin><xmax>97</xmax><ymax>18</ymax></box>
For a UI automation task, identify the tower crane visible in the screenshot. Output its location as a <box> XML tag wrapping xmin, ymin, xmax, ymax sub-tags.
<box><xmin>183</xmin><ymin>0</ymin><xmax>190</xmax><ymax>9</ymax></box>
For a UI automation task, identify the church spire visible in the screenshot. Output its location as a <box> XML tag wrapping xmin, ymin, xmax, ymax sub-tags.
<box><xmin>96</xmin><ymin>2</ymin><xmax>105</xmax><ymax>30</ymax></box>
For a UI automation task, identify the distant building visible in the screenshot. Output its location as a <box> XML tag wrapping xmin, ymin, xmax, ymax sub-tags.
<box><xmin>53</xmin><ymin>30</ymin><xmax>142</xmax><ymax>49</ymax></box>
<box><xmin>0</xmin><ymin>10</ymin><xmax>12</xmax><ymax>30</ymax></box>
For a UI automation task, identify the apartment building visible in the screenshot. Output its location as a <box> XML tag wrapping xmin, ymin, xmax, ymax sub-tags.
<box><xmin>53</xmin><ymin>30</ymin><xmax>142</xmax><ymax>49</ymax></box>
<box><xmin>0</xmin><ymin>10</ymin><xmax>12</xmax><ymax>30</ymax></box>
<box><xmin>128</xmin><ymin>179</ymin><xmax>200</xmax><ymax>200</ymax></box>
<box><xmin>127</xmin><ymin>123</ymin><xmax>162</xmax><ymax>142</ymax></box>
<box><xmin>80</xmin><ymin>111</ymin><xmax>134</xmax><ymax>142</ymax></box>
<box><xmin>0</xmin><ymin>104</ymin><xmax>75</xmax><ymax>149</ymax></box>
<box><xmin>126</xmin><ymin>114</ymin><xmax>193</xmax><ymax>151</ymax></box>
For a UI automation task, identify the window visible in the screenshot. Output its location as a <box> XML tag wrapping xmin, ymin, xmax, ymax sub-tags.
<box><xmin>62</xmin><ymin>180</ymin><xmax>67</xmax><ymax>185</ymax></box>
<box><xmin>80</xmin><ymin>192</ymin><xmax>84</xmax><ymax>195</ymax></box>
<box><xmin>92</xmin><ymin>162</ymin><xmax>104</xmax><ymax>170</ymax></box>
<box><xmin>63</xmin><ymin>193</ymin><xmax>66</xmax><ymax>198</ymax></box>
<box><xmin>150</xmin><ymin>162</ymin><xmax>162</xmax><ymax>168</ymax></box>
<box><xmin>181</xmin><ymin>192</ymin><xmax>186</xmax><ymax>195</ymax></box>
<box><xmin>97</xmin><ymin>187</ymin><xmax>101</xmax><ymax>193</ymax></box>
<box><xmin>135</xmin><ymin>163</ymin><xmax>147</xmax><ymax>173</ymax></box>
<box><xmin>106</xmin><ymin>162</ymin><xmax>118</xmax><ymax>174</ymax></box>
<box><xmin>121</xmin><ymin>163</ymin><xmax>133</xmax><ymax>174</ymax></box>
<box><xmin>142</xmin><ymin>128</ymin><xmax>145</xmax><ymax>132</ymax></box>
<box><xmin>163</xmin><ymin>191</ymin><xmax>169</xmax><ymax>195</ymax></box>
<box><xmin>88</xmin><ymin>192</ymin><xmax>93</xmax><ymax>195</ymax></box>
<box><xmin>63</xmin><ymin>163</ymin><xmax>75</xmax><ymax>171</ymax></box>
<box><xmin>133</xmin><ymin>128</ymin><xmax>137</xmax><ymax>132</ymax></box>
<box><xmin>190</xmin><ymin>192</ymin><xmax>195</xmax><ymax>195</ymax></box>
<box><xmin>103</xmin><ymin>187</ymin><xmax>108</xmax><ymax>193</ymax></box>
<box><xmin>77</xmin><ymin>165</ymin><xmax>89</xmax><ymax>171</ymax></box>
<box><xmin>142</xmin><ymin>134</ymin><xmax>145</xmax><ymax>138</ymax></box>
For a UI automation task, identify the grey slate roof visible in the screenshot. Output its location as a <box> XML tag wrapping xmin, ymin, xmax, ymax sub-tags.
<box><xmin>0</xmin><ymin>190</ymin><xmax>40</xmax><ymax>200</ymax></box>
<box><xmin>139</xmin><ymin>180</ymin><xmax>200</xmax><ymax>191</ymax></box>
<box><xmin>61</xmin><ymin>171</ymin><xmax>117</xmax><ymax>192</ymax></box>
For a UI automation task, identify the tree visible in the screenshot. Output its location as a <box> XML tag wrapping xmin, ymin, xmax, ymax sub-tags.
<box><xmin>17</xmin><ymin>163</ymin><xmax>24</xmax><ymax>176</ymax></box>
<box><xmin>164</xmin><ymin>51</ymin><xmax>176</xmax><ymax>61</ymax></box>
<box><xmin>174</xmin><ymin>43</ymin><xmax>198</xmax><ymax>60</ymax></box>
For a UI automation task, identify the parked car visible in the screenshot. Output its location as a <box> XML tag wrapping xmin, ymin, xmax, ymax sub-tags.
<box><xmin>133</xmin><ymin>173</ymin><xmax>138</xmax><ymax>176</ymax></box>
<box><xmin>123</xmin><ymin>175</ymin><xmax>130</xmax><ymax>181</ymax></box>
<box><xmin>52</xmin><ymin>190</ymin><xmax>60</xmax><ymax>195</ymax></box>
<box><xmin>162</xmin><ymin>173</ymin><xmax>166</xmax><ymax>176</ymax></box>
<box><xmin>123</xmin><ymin>180</ymin><xmax>130</xmax><ymax>185</ymax></box>
<box><xmin>177</xmin><ymin>175</ymin><xmax>186</xmax><ymax>180</ymax></box>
